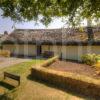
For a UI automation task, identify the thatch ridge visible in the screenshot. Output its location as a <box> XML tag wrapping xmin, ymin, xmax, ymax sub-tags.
<box><xmin>1</xmin><ymin>27</ymin><xmax>100</xmax><ymax>45</ymax></box>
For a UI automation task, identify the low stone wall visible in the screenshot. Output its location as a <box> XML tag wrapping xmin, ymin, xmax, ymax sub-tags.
<box><xmin>40</xmin><ymin>55</ymin><xmax>59</xmax><ymax>67</ymax></box>
<box><xmin>31</xmin><ymin>67</ymin><xmax>100</xmax><ymax>98</ymax></box>
<box><xmin>31</xmin><ymin>56</ymin><xmax>100</xmax><ymax>98</ymax></box>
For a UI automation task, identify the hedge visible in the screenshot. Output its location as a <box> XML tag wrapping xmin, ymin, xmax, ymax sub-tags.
<box><xmin>0</xmin><ymin>50</ymin><xmax>10</xmax><ymax>57</ymax></box>
<box><xmin>31</xmin><ymin>66</ymin><xmax>100</xmax><ymax>98</ymax></box>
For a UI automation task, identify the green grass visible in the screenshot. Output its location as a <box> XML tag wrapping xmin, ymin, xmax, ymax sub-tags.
<box><xmin>0</xmin><ymin>58</ymin><xmax>94</xmax><ymax>100</ymax></box>
<box><xmin>0</xmin><ymin>59</ymin><xmax>44</xmax><ymax>75</ymax></box>
<box><xmin>0</xmin><ymin>59</ymin><xmax>44</xmax><ymax>99</ymax></box>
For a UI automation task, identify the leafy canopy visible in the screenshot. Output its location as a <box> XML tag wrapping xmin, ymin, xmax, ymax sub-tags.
<box><xmin>0</xmin><ymin>0</ymin><xmax>100</xmax><ymax>26</ymax></box>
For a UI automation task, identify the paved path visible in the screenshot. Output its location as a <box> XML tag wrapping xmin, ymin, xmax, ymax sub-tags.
<box><xmin>0</xmin><ymin>57</ymin><xmax>30</xmax><ymax>69</ymax></box>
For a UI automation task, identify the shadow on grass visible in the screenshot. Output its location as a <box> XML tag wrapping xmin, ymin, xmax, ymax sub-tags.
<box><xmin>0</xmin><ymin>94</ymin><xmax>11</xmax><ymax>100</ymax></box>
<box><xmin>27</xmin><ymin>74</ymin><xmax>99</xmax><ymax>100</ymax></box>
<box><xmin>0</xmin><ymin>81</ymin><xmax>15</xmax><ymax>90</ymax></box>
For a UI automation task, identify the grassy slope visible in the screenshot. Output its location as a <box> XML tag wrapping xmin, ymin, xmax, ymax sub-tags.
<box><xmin>0</xmin><ymin>59</ymin><xmax>93</xmax><ymax>100</ymax></box>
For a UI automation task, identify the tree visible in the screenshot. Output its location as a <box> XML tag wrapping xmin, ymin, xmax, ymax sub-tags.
<box><xmin>0</xmin><ymin>0</ymin><xmax>100</xmax><ymax>40</ymax></box>
<box><xmin>0</xmin><ymin>0</ymin><xmax>99</xmax><ymax>24</ymax></box>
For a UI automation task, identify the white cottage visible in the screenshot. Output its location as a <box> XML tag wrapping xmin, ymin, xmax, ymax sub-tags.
<box><xmin>1</xmin><ymin>28</ymin><xmax>100</xmax><ymax>61</ymax></box>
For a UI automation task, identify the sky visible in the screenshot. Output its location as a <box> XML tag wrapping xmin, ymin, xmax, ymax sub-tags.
<box><xmin>0</xmin><ymin>15</ymin><xmax>66</xmax><ymax>34</ymax></box>
<box><xmin>0</xmin><ymin>9</ymin><xmax>89</xmax><ymax>34</ymax></box>
<box><xmin>0</xmin><ymin>9</ymin><xmax>67</xmax><ymax>34</ymax></box>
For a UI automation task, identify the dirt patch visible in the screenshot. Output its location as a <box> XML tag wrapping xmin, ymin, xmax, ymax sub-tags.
<box><xmin>48</xmin><ymin>60</ymin><xmax>100</xmax><ymax>79</ymax></box>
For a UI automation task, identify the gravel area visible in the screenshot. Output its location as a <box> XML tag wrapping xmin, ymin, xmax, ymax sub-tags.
<box><xmin>48</xmin><ymin>60</ymin><xmax>100</xmax><ymax>79</ymax></box>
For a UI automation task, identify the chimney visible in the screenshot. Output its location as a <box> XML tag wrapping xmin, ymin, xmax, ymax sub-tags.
<box><xmin>4</xmin><ymin>31</ymin><xmax>8</xmax><ymax>35</ymax></box>
<box><xmin>87</xmin><ymin>27</ymin><xmax>94</xmax><ymax>42</ymax></box>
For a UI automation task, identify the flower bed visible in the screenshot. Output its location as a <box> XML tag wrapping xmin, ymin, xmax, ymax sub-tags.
<box><xmin>47</xmin><ymin>60</ymin><xmax>100</xmax><ymax>79</ymax></box>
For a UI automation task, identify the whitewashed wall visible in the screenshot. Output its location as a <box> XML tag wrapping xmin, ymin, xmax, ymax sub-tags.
<box><xmin>42</xmin><ymin>45</ymin><xmax>100</xmax><ymax>61</ymax></box>
<box><xmin>3</xmin><ymin>44</ymin><xmax>37</xmax><ymax>56</ymax></box>
<box><xmin>3</xmin><ymin>44</ymin><xmax>100</xmax><ymax>60</ymax></box>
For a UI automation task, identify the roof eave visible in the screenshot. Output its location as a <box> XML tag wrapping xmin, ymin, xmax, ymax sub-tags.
<box><xmin>2</xmin><ymin>41</ymin><xmax>100</xmax><ymax>46</ymax></box>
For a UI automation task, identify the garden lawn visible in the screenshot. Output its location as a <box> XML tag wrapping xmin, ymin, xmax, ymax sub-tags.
<box><xmin>0</xmin><ymin>59</ymin><xmax>94</xmax><ymax>100</ymax></box>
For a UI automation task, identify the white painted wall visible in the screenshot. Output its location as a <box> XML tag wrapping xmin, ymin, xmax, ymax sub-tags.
<box><xmin>3</xmin><ymin>44</ymin><xmax>100</xmax><ymax>60</ymax></box>
<box><xmin>3</xmin><ymin>44</ymin><xmax>37</xmax><ymax>56</ymax></box>
<box><xmin>42</xmin><ymin>45</ymin><xmax>100</xmax><ymax>61</ymax></box>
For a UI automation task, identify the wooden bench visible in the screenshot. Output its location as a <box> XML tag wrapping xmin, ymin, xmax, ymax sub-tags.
<box><xmin>4</xmin><ymin>72</ymin><xmax>20</xmax><ymax>86</ymax></box>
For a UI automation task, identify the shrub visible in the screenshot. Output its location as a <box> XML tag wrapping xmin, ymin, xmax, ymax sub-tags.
<box><xmin>0</xmin><ymin>50</ymin><xmax>10</xmax><ymax>57</ymax></box>
<box><xmin>81</xmin><ymin>54</ymin><xmax>98</xmax><ymax>65</ymax></box>
<box><xmin>95</xmin><ymin>55</ymin><xmax>100</xmax><ymax>63</ymax></box>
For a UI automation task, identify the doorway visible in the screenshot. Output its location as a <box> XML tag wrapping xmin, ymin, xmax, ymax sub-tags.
<box><xmin>37</xmin><ymin>45</ymin><xmax>42</xmax><ymax>56</ymax></box>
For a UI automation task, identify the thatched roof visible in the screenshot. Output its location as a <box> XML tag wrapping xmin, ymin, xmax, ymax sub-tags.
<box><xmin>1</xmin><ymin>27</ymin><xmax>100</xmax><ymax>45</ymax></box>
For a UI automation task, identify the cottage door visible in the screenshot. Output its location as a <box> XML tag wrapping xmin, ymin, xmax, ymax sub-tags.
<box><xmin>37</xmin><ymin>45</ymin><xmax>41</xmax><ymax>56</ymax></box>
